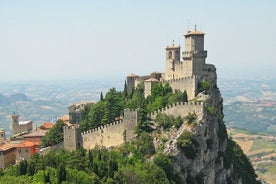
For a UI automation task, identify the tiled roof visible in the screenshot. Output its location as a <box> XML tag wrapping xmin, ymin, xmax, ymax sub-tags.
<box><xmin>15</xmin><ymin>141</ymin><xmax>36</xmax><ymax>148</ymax></box>
<box><xmin>59</xmin><ymin>115</ymin><xmax>70</xmax><ymax>122</ymax></box>
<box><xmin>42</xmin><ymin>122</ymin><xmax>54</xmax><ymax>129</ymax></box>
<box><xmin>0</xmin><ymin>143</ymin><xmax>16</xmax><ymax>151</ymax></box>
<box><xmin>23</xmin><ymin>131</ymin><xmax>46</xmax><ymax>137</ymax></box>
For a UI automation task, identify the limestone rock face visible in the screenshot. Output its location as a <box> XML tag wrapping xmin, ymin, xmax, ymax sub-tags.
<box><xmin>152</xmin><ymin>77</ymin><xmax>250</xmax><ymax>184</ymax></box>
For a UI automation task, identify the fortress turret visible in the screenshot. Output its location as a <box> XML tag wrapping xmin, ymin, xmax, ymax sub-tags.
<box><xmin>165</xmin><ymin>43</ymin><xmax>181</xmax><ymax>80</ymax></box>
<box><xmin>126</xmin><ymin>73</ymin><xmax>139</xmax><ymax>95</ymax></box>
<box><xmin>12</xmin><ymin>114</ymin><xmax>19</xmax><ymax>125</ymax></box>
<box><xmin>11</xmin><ymin>113</ymin><xmax>33</xmax><ymax>135</ymax></box>
<box><xmin>183</xmin><ymin>26</ymin><xmax>207</xmax><ymax>77</ymax></box>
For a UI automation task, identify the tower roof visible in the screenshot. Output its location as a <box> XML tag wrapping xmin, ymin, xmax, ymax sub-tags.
<box><xmin>127</xmin><ymin>73</ymin><xmax>139</xmax><ymax>77</ymax></box>
<box><xmin>145</xmin><ymin>78</ymin><xmax>159</xmax><ymax>82</ymax></box>
<box><xmin>184</xmin><ymin>30</ymin><xmax>205</xmax><ymax>36</ymax></box>
<box><xmin>166</xmin><ymin>45</ymin><xmax>181</xmax><ymax>49</ymax></box>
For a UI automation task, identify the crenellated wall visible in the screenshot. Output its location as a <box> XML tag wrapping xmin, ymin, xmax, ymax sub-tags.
<box><xmin>162</xmin><ymin>75</ymin><xmax>200</xmax><ymax>100</ymax></box>
<box><xmin>64</xmin><ymin>109</ymin><xmax>139</xmax><ymax>151</ymax></box>
<box><xmin>150</xmin><ymin>101</ymin><xmax>204</xmax><ymax>120</ymax></box>
<box><xmin>64</xmin><ymin>102</ymin><xmax>205</xmax><ymax>151</ymax></box>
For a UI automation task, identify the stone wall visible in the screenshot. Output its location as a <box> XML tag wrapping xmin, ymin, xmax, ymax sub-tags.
<box><xmin>12</xmin><ymin>122</ymin><xmax>33</xmax><ymax>135</ymax></box>
<box><xmin>81</xmin><ymin>109</ymin><xmax>138</xmax><ymax>149</ymax></box>
<box><xmin>64</xmin><ymin>102</ymin><xmax>204</xmax><ymax>151</ymax></box>
<box><xmin>150</xmin><ymin>101</ymin><xmax>204</xmax><ymax>120</ymax></box>
<box><xmin>163</xmin><ymin>75</ymin><xmax>200</xmax><ymax>100</ymax></box>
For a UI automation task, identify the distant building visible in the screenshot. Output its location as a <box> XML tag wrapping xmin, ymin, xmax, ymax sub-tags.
<box><xmin>23</xmin><ymin>131</ymin><xmax>46</xmax><ymax>144</ymax></box>
<box><xmin>68</xmin><ymin>101</ymin><xmax>93</xmax><ymax>124</ymax></box>
<box><xmin>11</xmin><ymin>114</ymin><xmax>33</xmax><ymax>135</ymax></box>
<box><xmin>0</xmin><ymin>143</ymin><xmax>16</xmax><ymax>169</ymax></box>
<box><xmin>41</xmin><ymin>122</ymin><xmax>54</xmax><ymax>130</ymax></box>
<box><xmin>0</xmin><ymin>129</ymin><xmax>6</xmax><ymax>141</ymax></box>
<box><xmin>59</xmin><ymin>115</ymin><xmax>70</xmax><ymax>124</ymax></box>
<box><xmin>15</xmin><ymin>141</ymin><xmax>36</xmax><ymax>162</ymax></box>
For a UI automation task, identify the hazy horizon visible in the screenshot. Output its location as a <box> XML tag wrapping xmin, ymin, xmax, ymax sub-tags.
<box><xmin>1</xmin><ymin>0</ymin><xmax>276</xmax><ymax>82</ymax></box>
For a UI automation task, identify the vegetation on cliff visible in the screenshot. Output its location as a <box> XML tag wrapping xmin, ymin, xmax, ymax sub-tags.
<box><xmin>80</xmin><ymin>82</ymin><xmax>187</xmax><ymax>132</ymax></box>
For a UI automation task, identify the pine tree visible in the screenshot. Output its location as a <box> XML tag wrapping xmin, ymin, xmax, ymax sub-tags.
<box><xmin>100</xmin><ymin>92</ymin><xmax>104</xmax><ymax>101</ymax></box>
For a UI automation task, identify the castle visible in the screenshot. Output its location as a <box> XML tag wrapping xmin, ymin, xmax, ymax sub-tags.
<box><xmin>11</xmin><ymin>114</ymin><xmax>33</xmax><ymax>135</ymax></box>
<box><xmin>64</xmin><ymin>27</ymin><xmax>217</xmax><ymax>151</ymax></box>
<box><xmin>126</xmin><ymin>27</ymin><xmax>216</xmax><ymax>100</ymax></box>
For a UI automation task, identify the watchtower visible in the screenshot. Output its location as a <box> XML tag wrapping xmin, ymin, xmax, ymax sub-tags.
<box><xmin>165</xmin><ymin>43</ymin><xmax>181</xmax><ymax>80</ymax></box>
<box><xmin>183</xmin><ymin>26</ymin><xmax>207</xmax><ymax>77</ymax></box>
<box><xmin>126</xmin><ymin>73</ymin><xmax>139</xmax><ymax>95</ymax></box>
<box><xmin>63</xmin><ymin>125</ymin><xmax>81</xmax><ymax>151</ymax></box>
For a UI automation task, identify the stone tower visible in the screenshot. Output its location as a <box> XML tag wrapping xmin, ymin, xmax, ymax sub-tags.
<box><xmin>165</xmin><ymin>44</ymin><xmax>181</xmax><ymax>80</ymax></box>
<box><xmin>126</xmin><ymin>73</ymin><xmax>139</xmax><ymax>95</ymax></box>
<box><xmin>11</xmin><ymin>114</ymin><xmax>19</xmax><ymax>134</ymax></box>
<box><xmin>63</xmin><ymin>125</ymin><xmax>81</xmax><ymax>151</ymax></box>
<box><xmin>183</xmin><ymin>26</ymin><xmax>207</xmax><ymax>77</ymax></box>
<box><xmin>12</xmin><ymin>114</ymin><xmax>19</xmax><ymax>125</ymax></box>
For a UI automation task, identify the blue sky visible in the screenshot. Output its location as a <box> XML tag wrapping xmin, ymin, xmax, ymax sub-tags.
<box><xmin>1</xmin><ymin>0</ymin><xmax>275</xmax><ymax>81</ymax></box>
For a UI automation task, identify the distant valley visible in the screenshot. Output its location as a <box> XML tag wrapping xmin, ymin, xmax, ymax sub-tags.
<box><xmin>0</xmin><ymin>79</ymin><xmax>122</xmax><ymax>136</ymax></box>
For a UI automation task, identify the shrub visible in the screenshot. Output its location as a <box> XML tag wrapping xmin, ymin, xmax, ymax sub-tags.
<box><xmin>155</xmin><ymin>114</ymin><xmax>183</xmax><ymax>130</ymax></box>
<box><xmin>198</xmin><ymin>80</ymin><xmax>210</xmax><ymax>93</ymax></box>
<box><xmin>184</xmin><ymin>112</ymin><xmax>197</xmax><ymax>124</ymax></box>
<box><xmin>206</xmin><ymin>105</ymin><xmax>216</xmax><ymax>116</ymax></box>
<box><xmin>177</xmin><ymin>131</ymin><xmax>200</xmax><ymax>159</ymax></box>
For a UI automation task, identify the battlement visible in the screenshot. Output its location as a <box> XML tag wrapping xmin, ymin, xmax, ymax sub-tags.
<box><xmin>81</xmin><ymin>119</ymin><xmax>124</xmax><ymax>135</ymax></box>
<box><xmin>162</xmin><ymin>75</ymin><xmax>199</xmax><ymax>83</ymax></box>
<box><xmin>182</xmin><ymin>50</ymin><xmax>207</xmax><ymax>59</ymax></box>
<box><xmin>63</xmin><ymin>125</ymin><xmax>79</xmax><ymax>130</ymax></box>
<box><xmin>150</xmin><ymin>101</ymin><xmax>204</xmax><ymax>120</ymax></box>
<box><xmin>124</xmin><ymin>108</ymin><xmax>138</xmax><ymax>112</ymax></box>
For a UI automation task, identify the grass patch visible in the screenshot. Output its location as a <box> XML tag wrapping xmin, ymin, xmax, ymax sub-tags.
<box><xmin>250</xmin><ymin>138</ymin><xmax>276</xmax><ymax>151</ymax></box>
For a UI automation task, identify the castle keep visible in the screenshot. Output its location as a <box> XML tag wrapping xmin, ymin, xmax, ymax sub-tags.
<box><xmin>126</xmin><ymin>27</ymin><xmax>216</xmax><ymax>100</ymax></box>
<box><xmin>64</xmin><ymin>28</ymin><xmax>216</xmax><ymax>151</ymax></box>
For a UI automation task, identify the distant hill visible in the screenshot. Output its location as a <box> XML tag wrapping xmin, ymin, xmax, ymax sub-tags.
<box><xmin>220</xmin><ymin>78</ymin><xmax>276</xmax><ymax>135</ymax></box>
<box><xmin>0</xmin><ymin>93</ymin><xmax>11</xmax><ymax>105</ymax></box>
<box><xmin>10</xmin><ymin>93</ymin><xmax>28</xmax><ymax>102</ymax></box>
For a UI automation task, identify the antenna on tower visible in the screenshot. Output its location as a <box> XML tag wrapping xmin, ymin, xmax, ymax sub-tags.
<box><xmin>172</xmin><ymin>40</ymin><xmax>175</xmax><ymax>46</ymax></box>
<box><xmin>194</xmin><ymin>24</ymin><xmax>197</xmax><ymax>31</ymax></box>
<box><xmin>166</xmin><ymin>33</ymin><xmax>168</xmax><ymax>46</ymax></box>
<box><xmin>187</xmin><ymin>19</ymin><xmax>190</xmax><ymax>31</ymax></box>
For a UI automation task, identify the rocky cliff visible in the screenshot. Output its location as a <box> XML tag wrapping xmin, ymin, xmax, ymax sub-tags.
<box><xmin>151</xmin><ymin>75</ymin><xmax>260</xmax><ymax>184</ymax></box>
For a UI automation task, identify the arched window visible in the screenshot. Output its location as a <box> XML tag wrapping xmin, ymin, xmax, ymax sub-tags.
<box><xmin>168</xmin><ymin>51</ymin><xmax>172</xmax><ymax>59</ymax></box>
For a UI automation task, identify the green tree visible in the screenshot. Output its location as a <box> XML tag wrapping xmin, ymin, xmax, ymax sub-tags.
<box><xmin>19</xmin><ymin>160</ymin><xmax>28</xmax><ymax>175</ymax></box>
<box><xmin>100</xmin><ymin>92</ymin><xmax>104</xmax><ymax>101</ymax></box>
<box><xmin>57</xmin><ymin>163</ymin><xmax>66</xmax><ymax>184</ymax></box>
<box><xmin>42</xmin><ymin>119</ymin><xmax>66</xmax><ymax>147</ymax></box>
<box><xmin>102</xmin><ymin>88</ymin><xmax>124</xmax><ymax>124</ymax></box>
